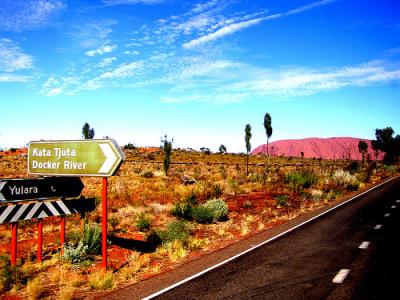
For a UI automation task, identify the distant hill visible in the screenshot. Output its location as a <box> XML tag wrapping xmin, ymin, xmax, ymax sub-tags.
<box><xmin>252</xmin><ymin>137</ymin><xmax>383</xmax><ymax>160</ymax></box>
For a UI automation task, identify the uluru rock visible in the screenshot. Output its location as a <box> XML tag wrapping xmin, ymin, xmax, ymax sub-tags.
<box><xmin>252</xmin><ymin>137</ymin><xmax>383</xmax><ymax>160</ymax></box>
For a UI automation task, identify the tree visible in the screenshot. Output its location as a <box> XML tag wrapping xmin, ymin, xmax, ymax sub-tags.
<box><xmin>82</xmin><ymin>122</ymin><xmax>95</xmax><ymax>139</ymax></box>
<box><xmin>358</xmin><ymin>140</ymin><xmax>368</xmax><ymax>163</ymax></box>
<box><xmin>373</xmin><ymin>127</ymin><xmax>400</xmax><ymax>164</ymax></box>
<box><xmin>245</xmin><ymin>124</ymin><xmax>252</xmax><ymax>176</ymax></box>
<box><xmin>161</xmin><ymin>135</ymin><xmax>173</xmax><ymax>176</ymax></box>
<box><xmin>371</xmin><ymin>140</ymin><xmax>379</xmax><ymax>161</ymax></box>
<box><xmin>263</xmin><ymin>113</ymin><xmax>273</xmax><ymax>159</ymax></box>
<box><xmin>219</xmin><ymin>144</ymin><xmax>227</xmax><ymax>154</ymax></box>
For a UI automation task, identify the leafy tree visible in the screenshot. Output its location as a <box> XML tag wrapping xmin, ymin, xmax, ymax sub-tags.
<box><xmin>82</xmin><ymin>122</ymin><xmax>95</xmax><ymax>139</ymax></box>
<box><xmin>358</xmin><ymin>140</ymin><xmax>368</xmax><ymax>163</ymax></box>
<box><xmin>219</xmin><ymin>144</ymin><xmax>227</xmax><ymax>154</ymax></box>
<box><xmin>263</xmin><ymin>113</ymin><xmax>273</xmax><ymax>158</ymax></box>
<box><xmin>245</xmin><ymin>124</ymin><xmax>252</xmax><ymax>176</ymax></box>
<box><xmin>161</xmin><ymin>135</ymin><xmax>173</xmax><ymax>176</ymax></box>
<box><xmin>200</xmin><ymin>147</ymin><xmax>211</xmax><ymax>155</ymax></box>
<box><xmin>373</xmin><ymin>127</ymin><xmax>400</xmax><ymax>164</ymax></box>
<box><xmin>371</xmin><ymin>140</ymin><xmax>379</xmax><ymax>161</ymax></box>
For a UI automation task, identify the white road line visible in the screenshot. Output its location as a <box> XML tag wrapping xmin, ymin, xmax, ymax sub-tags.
<box><xmin>391</xmin><ymin>205</ymin><xmax>396</xmax><ymax>209</ymax></box>
<box><xmin>396</xmin><ymin>200</ymin><xmax>400</xmax><ymax>203</ymax></box>
<box><xmin>358</xmin><ymin>241</ymin><xmax>370</xmax><ymax>249</ymax></box>
<box><xmin>142</xmin><ymin>176</ymin><xmax>399</xmax><ymax>300</ymax></box>
<box><xmin>384</xmin><ymin>213</ymin><xmax>391</xmax><ymax>217</ymax></box>
<box><xmin>332</xmin><ymin>269</ymin><xmax>350</xmax><ymax>284</ymax></box>
<box><xmin>374</xmin><ymin>224</ymin><xmax>383</xmax><ymax>230</ymax></box>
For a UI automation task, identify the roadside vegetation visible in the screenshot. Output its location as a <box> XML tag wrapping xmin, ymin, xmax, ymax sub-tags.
<box><xmin>0</xmin><ymin>126</ymin><xmax>399</xmax><ymax>298</ymax></box>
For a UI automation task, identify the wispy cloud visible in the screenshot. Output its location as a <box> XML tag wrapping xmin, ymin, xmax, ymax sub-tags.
<box><xmin>0</xmin><ymin>74</ymin><xmax>30</xmax><ymax>82</ymax></box>
<box><xmin>98</xmin><ymin>57</ymin><xmax>117</xmax><ymax>67</ymax></box>
<box><xmin>183</xmin><ymin>0</ymin><xmax>335</xmax><ymax>49</ymax></box>
<box><xmin>0</xmin><ymin>39</ymin><xmax>34</xmax><ymax>73</ymax></box>
<box><xmin>0</xmin><ymin>0</ymin><xmax>66</xmax><ymax>32</ymax></box>
<box><xmin>102</xmin><ymin>0</ymin><xmax>165</xmax><ymax>6</ymax></box>
<box><xmin>86</xmin><ymin>44</ymin><xmax>117</xmax><ymax>56</ymax></box>
<box><xmin>183</xmin><ymin>16</ymin><xmax>267</xmax><ymax>49</ymax></box>
<box><xmin>70</xmin><ymin>20</ymin><xmax>117</xmax><ymax>49</ymax></box>
<box><xmin>161</xmin><ymin>59</ymin><xmax>400</xmax><ymax>103</ymax></box>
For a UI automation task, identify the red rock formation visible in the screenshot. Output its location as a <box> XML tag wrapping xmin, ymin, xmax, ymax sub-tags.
<box><xmin>252</xmin><ymin>137</ymin><xmax>383</xmax><ymax>160</ymax></box>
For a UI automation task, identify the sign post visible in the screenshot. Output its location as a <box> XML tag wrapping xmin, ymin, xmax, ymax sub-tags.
<box><xmin>28</xmin><ymin>139</ymin><xmax>124</xmax><ymax>177</ymax></box>
<box><xmin>27</xmin><ymin>139</ymin><xmax>125</xmax><ymax>269</ymax></box>
<box><xmin>0</xmin><ymin>177</ymin><xmax>84</xmax><ymax>202</ymax></box>
<box><xmin>11</xmin><ymin>223</ymin><xmax>17</xmax><ymax>266</ymax></box>
<box><xmin>102</xmin><ymin>177</ymin><xmax>108</xmax><ymax>269</ymax></box>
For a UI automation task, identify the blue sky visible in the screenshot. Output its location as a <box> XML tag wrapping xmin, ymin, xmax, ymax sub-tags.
<box><xmin>0</xmin><ymin>0</ymin><xmax>399</xmax><ymax>153</ymax></box>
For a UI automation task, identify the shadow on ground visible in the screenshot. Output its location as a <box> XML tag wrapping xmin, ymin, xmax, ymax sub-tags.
<box><xmin>108</xmin><ymin>234</ymin><xmax>161</xmax><ymax>253</ymax></box>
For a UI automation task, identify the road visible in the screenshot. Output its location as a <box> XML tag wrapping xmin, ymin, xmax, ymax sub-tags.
<box><xmin>143</xmin><ymin>177</ymin><xmax>400</xmax><ymax>300</ymax></box>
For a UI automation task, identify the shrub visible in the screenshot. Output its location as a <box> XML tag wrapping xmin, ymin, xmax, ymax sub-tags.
<box><xmin>193</xmin><ymin>198</ymin><xmax>228</xmax><ymax>223</ymax></box>
<box><xmin>27</xmin><ymin>277</ymin><xmax>44</xmax><ymax>300</ymax></box>
<box><xmin>142</xmin><ymin>170</ymin><xmax>154</xmax><ymax>178</ymax></box>
<box><xmin>332</xmin><ymin>170</ymin><xmax>358</xmax><ymax>187</ymax></box>
<box><xmin>275</xmin><ymin>195</ymin><xmax>289</xmax><ymax>207</ymax></box>
<box><xmin>0</xmin><ymin>255</ymin><xmax>15</xmax><ymax>292</ymax></box>
<box><xmin>89</xmin><ymin>272</ymin><xmax>114</xmax><ymax>290</ymax></box>
<box><xmin>171</xmin><ymin>201</ymin><xmax>194</xmax><ymax>220</ymax></box>
<box><xmin>285</xmin><ymin>172</ymin><xmax>318</xmax><ymax>192</ymax></box>
<box><xmin>82</xmin><ymin>223</ymin><xmax>101</xmax><ymax>255</ymax></box>
<box><xmin>158</xmin><ymin>221</ymin><xmax>191</xmax><ymax>245</ymax></box>
<box><xmin>345</xmin><ymin>161</ymin><xmax>359</xmax><ymax>174</ymax></box>
<box><xmin>211</xmin><ymin>184</ymin><xmax>224</xmax><ymax>198</ymax></box>
<box><xmin>192</xmin><ymin>205</ymin><xmax>215</xmax><ymax>224</ymax></box>
<box><xmin>136</xmin><ymin>213</ymin><xmax>151</xmax><ymax>232</ymax></box>
<box><xmin>62</xmin><ymin>241</ymin><xmax>89</xmax><ymax>264</ymax></box>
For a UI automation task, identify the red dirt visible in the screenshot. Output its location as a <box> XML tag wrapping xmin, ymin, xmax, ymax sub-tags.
<box><xmin>252</xmin><ymin>137</ymin><xmax>384</xmax><ymax>160</ymax></box>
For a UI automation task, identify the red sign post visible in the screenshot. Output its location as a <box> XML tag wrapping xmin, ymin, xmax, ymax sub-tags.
<box><xmin>26</xmin><ymin>139</ymin><xmax>125</xmax><ymax>270</ymax></box>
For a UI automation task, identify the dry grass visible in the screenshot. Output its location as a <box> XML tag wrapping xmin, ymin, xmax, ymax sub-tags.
<box><xmin>88</xmin><ymin>271</ymin><xmax>115</xmax><ymax>290</ymax></box>
<box><xmin>26</xmin><ymin>277</ymin><xmax>44</xmax><ymax>300</ymax></box>
<box><xmin>0</xmin><ymin>148</ymin><xmax>397</xmax><ymax>299</ymax></box>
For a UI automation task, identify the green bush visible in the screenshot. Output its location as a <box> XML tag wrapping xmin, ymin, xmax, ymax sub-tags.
<box><xmin>284</xmin><ymin>172</ymin><xmax>318</xmax><ymax>192</ymax></box>
<box><xmin>142</xmin><ymin>170</ymin><xmax>154</xmax><ymax>178</ymax></box>
<box><xmin>171</xmin><ymin>201</ymin><xmax>194</xmax><ymax>220</ymax></box>
<box><xmin>193</xmin><ymin>198</ymin><xmax>228</xmax><ymax>223</ymax></box>
<box><xmin>0</xmin><ymin>255</ymin><xmax>15</xmax><ymax>292</ymax></box>
<box><xmin>158</xmin><ymin>221</ymin><xmax>191</xmax><ymax>245</ymax></box>
<box><xmin>82</xmin><ymin>223</ymin><xmax>101</xmax><ymax>255</ymax></box>
<box><xmin>192</xmin><ymin>205</ymin><xmax>215</xmax><ymax>224</ymax></box>
<box><xmin>62</xmin><ymin>241</ymin><xmax>89</xmax><ymax>264</ymax></box>
<box><xmin>275</xmin><ymin>195</ymin><xmax>289</xmax><ymax>207</ymax></box>
<box><xmin>136</xmin><ymin>213</ymin><xmax>151</xmax><ymax>232</ymax></box>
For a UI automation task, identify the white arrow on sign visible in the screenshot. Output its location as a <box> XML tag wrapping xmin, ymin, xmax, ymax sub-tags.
<box><xmin>98</xmin><ymin>143</ymin><xmax>118</xmax><ymax>174</ymax></box>
<box><xmin>0</xmin><ymin>181</ymin><xmax>5</xmax><ymax>202</ymax></box>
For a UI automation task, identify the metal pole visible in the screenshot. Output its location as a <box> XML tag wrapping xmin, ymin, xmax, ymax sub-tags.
<box><xmin>11</xmin><ymin>222</ymin><xmax>17</xmax><ymax>266</ymax></box>
<box><xmin>60</xmin><ymin>216</ymin><xmax>66</xmax><ymax>255</ymax></box>
<box><xmin>37</xmin><ymin>219</ymin><xmax>43</xmax><ymax>263</ymax></box>
<box><xmin>102</xmin><ymin>177</ymin><xmax>108</xmax><ymax>270</ymax></box>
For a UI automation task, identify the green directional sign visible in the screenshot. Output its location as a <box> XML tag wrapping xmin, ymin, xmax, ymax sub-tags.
<box><xmin>28</xmin><ymin>139</ymin><xmax>125</xmax><ymax>177</ymax></box>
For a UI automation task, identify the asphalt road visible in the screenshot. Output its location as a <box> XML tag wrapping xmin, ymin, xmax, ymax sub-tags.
<box><xmin>147</xmin><ymin>177</ymin><xmax>400</xmax><ymax>300</ymax></box>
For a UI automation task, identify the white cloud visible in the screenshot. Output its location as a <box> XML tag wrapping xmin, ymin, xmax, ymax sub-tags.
<box><xmin>102</xmin><ymin>0</ymin><xmax>165</xmax><ymax>5</ymax></box>
<box><xmin>183</xmin><ymin>17</ymin><xmax>266</xmax><ymax>49</ymax></box>
<box><xmin>86</xmin><ymin>44</ymin><xmax>117</xmax><ymax>56</ymax></box>
<box><xmin>40</xmin><ymin>75</ymin><xmax>80</xmax><ymax>96</ymax></box>
<box><xmin>0</xmin><ymin>0</ymin><xmax>66</xmax><ymax>32</ymax></box>
<box><xmin>190</xmin><ymin>0</ymin><xmax>220</xmax><ymax>14</ymax></box>
<box><xmin>0</xmin><ymin>74</ymin><xmax>30</xmax><ymax>82</ymax></box>
<box><xmin>99</xmin><ymin>61</ymin><xmax>143</xmax><ymax>79</ymax></box>
<box><xmin>183</xmin><ymin>0</ymin><xmax>335</xmax><ymax>49</ymax></box>
<box><xmin>98</xmin><ymin>57</ymin><xmax>117</xmax><ymax>67</ymax></box>
<box><xmin>0</xmin><ymin>39</ymin><xmax>34</xmax><ymax>72</ymax></box>
<box><xmin>71</xmin><ymin>20</ymin><xmax>117</xmax><ymax>49</ymax></box>
<box><xmin>162</xmin><ymin>60</ymin><xmax>400</xmax><ymax>103</ymax></box>
<box><xmin>46</xmin><ymin>87</ymin><xmax>63</xmax><ymax>96</ymax></box>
